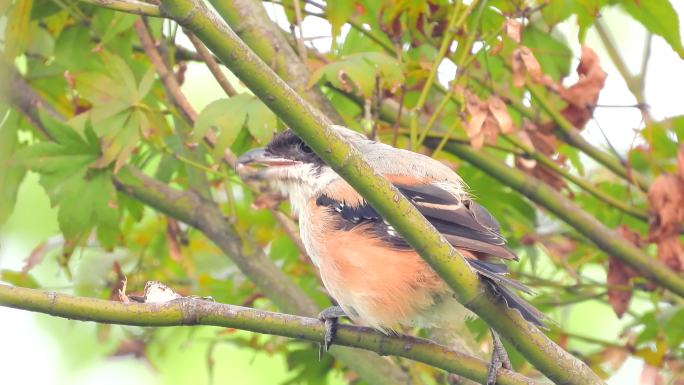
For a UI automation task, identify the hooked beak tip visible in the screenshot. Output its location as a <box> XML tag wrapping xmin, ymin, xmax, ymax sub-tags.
<box><xmin>236</xmin><ymin>148</ymin><xmax>268</xmax><ymax>167</ymax></box>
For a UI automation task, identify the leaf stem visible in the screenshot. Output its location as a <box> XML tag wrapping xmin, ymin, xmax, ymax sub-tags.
<box><xmin>416</xmin><ymin>90</ymin><xmax>454</xmax><ymax>147</ymax></box>
<box><xmin>411</xmin><ymin>0</ymin><xmax>470</xmax><ymax>150</ymax></box>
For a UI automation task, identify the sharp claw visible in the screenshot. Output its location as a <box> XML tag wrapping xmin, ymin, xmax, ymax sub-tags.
<box><xmin>323</xmin><ymin>317</ymin><xmax>337</xmax><ymax>351</ymax></box>
<box><xmin>486</xmin><ymin>330</ymin><xmax>510</xmax><ymax>385</ymax></box>
<box><xmin>486</xmin><ymin>354</ymin><xmax>502</xmax><ymax>385</ymax></box>
<box><xmin>317</xmin><ymin>306</ymin><xmax>345</xmax><ymax>358</ymax></box>
<box><xmin>500</xmin><ymin>348</ymin><xmax>511</xmax><ymax>370</ymax></box>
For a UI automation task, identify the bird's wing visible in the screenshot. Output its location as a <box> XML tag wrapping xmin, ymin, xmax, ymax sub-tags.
<box><xmin>317</xmin><ymin>179</ymin><xmax>517</xmax><ymax>260</ymax></box>
<box><xmin>393</xmin><ymin>182</ymin><xmax>518</xmax><ymax>261</ymax></box>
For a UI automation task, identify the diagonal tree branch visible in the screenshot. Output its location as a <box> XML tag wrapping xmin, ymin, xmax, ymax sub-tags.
<box><xmin>207</xmin><ymin>0</ymin><xmax>344</xmax><ymax>124</ymax></box>
<box><xmin>186</xmin><ymin>31</ymin><xmax>238</xmax><ymax>97</ymax></box>
<box><xmin>0</xmin><ymin>284</ymin><xmax>539</xmax><ymax>385</ymax></box>
<box><xmin>134</xmin><ymin>18</ymin><xmax>198</xmax><ymax>123</ymax></box>
<box><xmin>155</xmin><ymin>1</ymin><xmax>604</xmax><ymax>384</ymax></box>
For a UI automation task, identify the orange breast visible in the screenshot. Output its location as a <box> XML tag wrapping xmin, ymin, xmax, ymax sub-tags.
<box><xmin>302</xmin><ymin>199</ymin><xmax>450</xmax><ymax>331</ymax></box>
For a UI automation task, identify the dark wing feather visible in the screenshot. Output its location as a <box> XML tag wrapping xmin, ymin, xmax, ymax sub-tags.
<box><xmin>395</xmin><ymin>184</ymin><xmax>517</xmax><ymax>260</ymax></box>
<box><xmin>317</xmin><ymin>183</ymin><xmax>517</xmax><ymax>260</ymax></box>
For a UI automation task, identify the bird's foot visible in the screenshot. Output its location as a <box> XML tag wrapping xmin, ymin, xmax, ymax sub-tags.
<box><xmin>486</xmin><ymin>329</ymin><xmax>511</xmax><ymax>385</ymax></box>
<box><xmin>317</xmin><ymin>306</ymin><xmax>347</xmax><ymax>359</ymax></box>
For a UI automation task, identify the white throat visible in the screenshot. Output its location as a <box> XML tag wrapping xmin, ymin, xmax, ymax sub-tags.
<box><xmin>274</xmin><ymin>164</ymin><xmax>339</xmax><ymax>215</ymax></box>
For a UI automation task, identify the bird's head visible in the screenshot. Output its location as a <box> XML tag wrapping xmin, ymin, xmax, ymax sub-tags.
<box><xmin>236</xmin><ymin>127</ymin><xmax>362</xmax><ymax>212</ymax></box>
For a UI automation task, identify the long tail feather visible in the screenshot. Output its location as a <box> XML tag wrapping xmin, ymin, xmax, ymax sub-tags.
<box><xmin>467</xmin><ymin>259</ymin><xmax>547</xmax><ymax>328</ymax></box>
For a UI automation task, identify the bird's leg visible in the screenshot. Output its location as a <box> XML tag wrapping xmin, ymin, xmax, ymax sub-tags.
<box><xmin>486</xmin><ymin>329</ymin><xmax>511</xmax><ymax>385</ymax></box>
<box><xmin>317</xmin><ymin>305</ymin><xmax>347</xmax><ymax>357</ymax></box>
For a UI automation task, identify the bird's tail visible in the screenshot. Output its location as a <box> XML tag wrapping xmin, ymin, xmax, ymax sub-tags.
<box><xmin>467</xmin><ymin>259</ymin><xmax>547</xmax><ymax>328</ymax></box>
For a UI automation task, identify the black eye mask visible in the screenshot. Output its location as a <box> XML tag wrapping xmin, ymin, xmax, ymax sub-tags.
<box><xmin>266</xmin><ymin>130</ymin><xmax>324</xmax><ymax>165</ymax></box>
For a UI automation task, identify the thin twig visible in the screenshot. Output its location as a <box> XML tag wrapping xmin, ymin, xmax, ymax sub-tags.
<box><xmin>410</xmin><ymin>0</ymin><xmax>472</xmax><ymax>150</ymax></box>
<box><xmin>186</xmin><ymin>31</ymin><xmax>238</xmax><ymax>97</ymax></box>
<box><xmin>134</xmin><ymin>18</ymin><xmax>198</xmax><ymax>122</ymax></box>
<box><xmin>595</xmin><ymin>19</ymin><xmax>652</xmax><ymax>123</ymax></box>
<box><xmin>291</xmin><ymin>0</ymin><xmax>308</xmax><ymax>63</ymax></box>
<box><xmin>417</xmin><ymin>89</ymin><xmax>454</xmax><ymax>147</ymax></box>
<box><xmin>76</xmin><ymin>0</ymin><xmax>161</xmax><ymax>17</ymax></box>
<box><xmin>5</xmin><ymin>70</ymin><xmax>61</xmax><ymax>140</ymax></box>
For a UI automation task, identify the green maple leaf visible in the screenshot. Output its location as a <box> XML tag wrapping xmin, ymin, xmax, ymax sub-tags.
<box><xmin>14</xmin><ymin>113</ymin><xmax>120</xmax><ymax>249</ymax></box>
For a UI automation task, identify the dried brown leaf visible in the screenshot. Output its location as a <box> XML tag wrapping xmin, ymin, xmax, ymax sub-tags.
<box><xmin>252</xmin><ymin>192</ymin><xmax>285</xmax><ymax>210</ymax></box>
<box><xmin>558</xmin><ymin>46</ymin><xmax>607</xmax><ymax>128</ymax></box>
<box><xmin>648</xmin><ymin>174</ymin><xmax>684</xmax><ymax>240</ymax></box>
<box><xmin>640</xmin><ymin>364</ymin><xmax>665</xmax><ymax>385</ymax></box>
<box><xmin>23</xmin><ymin>242</ymin><xmax>48</xmax><ymax>274</ymax></box>
<box><xmin>166</xmin><ymin>218</ymin><xmax>183</xmax><ymax>262</ymax></box>
<box><xmin>656</xmin><ymin>236</ymin><xmax>684</xmax><ymax>272</ymax></box>
<box><xmin>487</xmin><ymin>96</ymin><xmax>514</xmax><ymax>134</ymax></box>
<box><xmin>515</xmin><ymin>124</ymin><xmax>568</xmax><ymax>191</ymax></box>
<box><xmin>511</xmin><ymin>46</ymin><xmax>550</xmax><ymax>88</ymax></box>
<box><xmin>111</xmin><ymin>338</ymin><xmax>156</xmax><ymax>370</ymax></box>
<box><xmin>618</xmin><ymin>224</ymin><xmax>644</xmax><ymax>248</ymax></box>
<box><xmin>490</xmin><ymin>41</ymin><xmax>503</xmax><ymax>56</ymax></box>
<box><xmin>464</xmin><ymin>91</ymin><xmax>488</xmax><ymax>149</ymax></box>
<box><xmin>533</xmin><ymin>165</ymin><xmax>568</xmax><ymax>191</ymax></box>
<box><xmin>515</xmin><ymin>130</ymin><xmax>537</xmax><ymax>169</ymax></box>
<box><xmin>511</xmin><ymin>51</ymin><xmax>524</xmax><ymax>87</ymax></box>
<box><xmin>110</xmin><ymin>261</ymin><xmax>129</xmax><ymax>302</ymax></box>
<box><xmin>464</xmin><ymin>91</ymin><xmax>517</xmax><ymax>149</ymax></box>
<box><xmin>607</xmin><ymin>225</ymin><xmax>642</xmax><ymax>318</ymax></box>
<box><xmin>481</xmin><ymin>116</ymin><xmax>501</xmax><ymax>145</ymax></box>
<box><xmin>112</xmin><ymin>339</ymin><xmax>147</xmax><ymax>359</ymax></box>
<box><xmin>607</xmin><ymin>256</ymin><xmax>634</xmax><ymax>318</ymax></box>
<box><xmin>505</xmin><ymin>19</ymin><xmax>522</xmax><ymax>43</ymax></box>
<box><xmin>519</xmin><ymin>47</ymin><xmax>542</xmax><ymax>81</ymax></box>
<box><xmin>542</xmin><ymin>236</ymin><xmax>577</xmax><ymax>259</ymax></box>
<box><xmin>526</xmin><ymin>128</ymin><xmax>559</xmax><ymax>156</ymax></box>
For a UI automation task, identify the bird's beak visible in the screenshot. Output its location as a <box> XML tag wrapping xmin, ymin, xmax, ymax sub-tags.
<box><xmin>237</xmin><ymin>148</ymin><xmax>297</xmax><ymax>167</ymax></box>
<box><xmin>236</xmin><ymin>148</ymin><xmax>298</xmax><ymax>180</ymax></box>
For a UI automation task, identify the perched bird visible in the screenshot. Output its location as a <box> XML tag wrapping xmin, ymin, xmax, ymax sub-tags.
<box><xmin>237</xmin><ymin>126</ymin><xmax>546</xmax><ymax>385</ymax></box>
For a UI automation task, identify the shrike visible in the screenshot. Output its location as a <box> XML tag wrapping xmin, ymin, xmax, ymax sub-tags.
<box><xmin>237</xmin><ymin>126</ymin><xmax>546</xmax><ymax>385</ymax></box>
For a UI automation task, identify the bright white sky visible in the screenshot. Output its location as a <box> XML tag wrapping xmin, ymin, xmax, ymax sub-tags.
<box><xmin>2</xmin><ymin>2</ymin><xmax>683</xmax><ymax>385</ymax></box>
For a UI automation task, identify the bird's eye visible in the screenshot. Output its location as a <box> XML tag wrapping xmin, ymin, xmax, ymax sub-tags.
<box><xmin>299</xmin><ymin>143</ymin><xmax>314</xmax><ymax>154</ymax></box>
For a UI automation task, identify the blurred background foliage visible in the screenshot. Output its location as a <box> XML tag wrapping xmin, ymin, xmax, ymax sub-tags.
<box><xmin>0</xmin><ymin>0</ymin><xmax>683</xmax><ymax>384</ymax></box>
